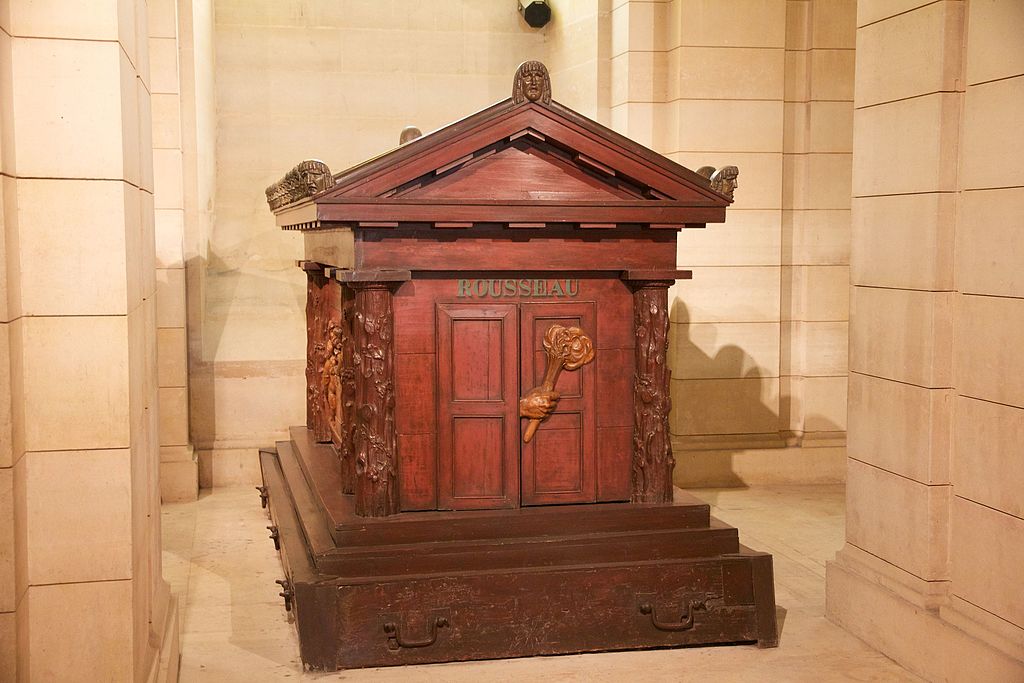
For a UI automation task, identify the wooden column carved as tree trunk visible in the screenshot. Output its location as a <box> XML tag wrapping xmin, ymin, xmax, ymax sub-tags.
<box><xmin>303</xmin><ymin>263</ymin><xmax>336</xmax><ymax>443</ymax></box>
<box><xmin>350</xmin><ymin>282</ymin><xmax>399</xmax><ymax>517</ymax></box>
<box><xmin>337</xmin><ymin>286</ymin><xmax>356</xmax><ymax>494</ymax></box>
<box><xmin>630</xmin><ymin>281</ymin><xmax>675</xmax><ymax>503</ymax></box>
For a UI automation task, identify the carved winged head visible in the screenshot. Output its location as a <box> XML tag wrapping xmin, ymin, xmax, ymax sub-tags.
<box><xmin>513</xmin><ymin>60</ymin><xmax>552</xmax><ymax>104</ymax></box>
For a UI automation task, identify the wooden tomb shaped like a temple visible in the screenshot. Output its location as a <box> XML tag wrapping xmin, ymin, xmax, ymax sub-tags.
<box><xmin>259</xmin><ymin>61</ymin><xmax>776</xmax><ymax>670</ymax></box>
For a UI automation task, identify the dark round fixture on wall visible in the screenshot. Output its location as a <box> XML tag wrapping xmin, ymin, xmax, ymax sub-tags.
<box><xmin>518</xmin><ymin>1</ymin><xmax>551</xmax><ymax>28</ymax></box>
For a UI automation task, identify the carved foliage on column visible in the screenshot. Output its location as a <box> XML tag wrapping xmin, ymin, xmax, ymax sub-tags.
<box><xmin>305</xmin><ymin>268</ymin><xmax>344</xmax><ymax>444</ymax></box>
<box><xmin>351</xmin><ymin>284</ymin><xmax>399</xmax><ymax>517</ymax></box>
<box><xmin>631</xmin><ymin>282</ymin><xmax>675</xmax><ymax>503</ymax></box>
<box><xmin>321</xmin><ymin>320</ymin><xmax>342</xmax><ymax>440</ymax></box>
<box><xmin>305</xmin><ymin>269</ymin><xmax>330</xmax><ymax>441</ymax></box>
<box><xmin>337</xmin><ymin>288</ymin><xmax>357</xmax><ymax>495</ymax></box>
<box><xmin>316</xmin><ymin>279</ymin><xmax>343</xmax><ymax>443</ymax></box>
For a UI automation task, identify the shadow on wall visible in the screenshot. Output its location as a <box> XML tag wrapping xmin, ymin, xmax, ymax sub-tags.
<box><xmin>667</xmin><ymin>298</ymin><xmax>843</xmax><ymax>489</ymax></box>
<box><xmin>186</xmin><ymin>248</ymin><xmax>308</xmax><ymax>489</ymax></box>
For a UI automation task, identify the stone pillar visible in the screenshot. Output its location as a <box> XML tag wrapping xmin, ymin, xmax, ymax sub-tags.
<box><xmin>151</xmin><ymin>0</ymin><xmax>199</xmax><ymax>503</ymax></box>
<box><xmin>826</xmin><ymin>1</ymin><xmax>1024</xmax><ymax>679</ymax></box>
<box><xmin>608</xmin><ymin>0</ymin><xmax>670</xmax><ymax>150</ymax></box>
<box><xmin>627</xmin><ymin>278</ymin><xmax>675</xmax><ymax>504</ymax></box>
<box><xmin>0</xmin><ymin>1</ymin><xmax>177</xmax><ymax>679</ymax></box>
<box><xmin>779</xmin><ymin>0</ymin><xmax>854</xmax><ymax>450</ymax></box>
<box><xmin>347</xmin><ymin>278</ymin><xmax>404</xmax><ymax>517</ymax></box>
<box><xmin>663</xmin><ymin>0</ymin><xmax>830</xmax><ymax>485</ymax></box>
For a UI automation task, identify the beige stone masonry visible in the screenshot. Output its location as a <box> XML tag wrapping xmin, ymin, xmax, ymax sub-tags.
<box><xmin>854</xmin><ymin>1</ymin><xmax>963</xmax><ymax>108</ymax></box>
<box><xmin>675</xmin><ymin>0</ymin><xmax>786</xmax><ymax>47</ymax></box>
<box><xmin>9</xmin><ymin>179</ymin><xmax>133</xmax><ymax>318</ymax></box>
<box><xmin>857</xmin><ymin>0</ymin><xmax>937</xmax><ymax>28</ymax></box>
<box><xmin>15</xmin><ymin>316</ymin><xmax>131</xmax><ymax>452</ymax></box>
<box><xmin>18</xmin><ymin>580</ymin><xmax>133</xmax><ymax>681</ymax></box>
<box><xmin>953</xmin><ymin>397</ymin><xmax>1024</xmax><ymax>519</ymax></box>
<box><xmin>10</xmin><ymin>38</ymin><xmax>139</xmax><ymax>182</ymax></box>
<box><xmin>672</xmin><ymin>151</ymin><xmax>783</xmax><ymax>210</ymax></box>
<box><xmin>198</xmin><ymin>448</ymin><xmax>264</xmax><ymax>488</ymax></box>
<box><xmin>960</xmin><ymin>76</ymin><xmax>1024</xmax><ymax>190</ymax></box>
<box><xmin>783</xmin><ymin>153</ymin><xmax>853</xmax><ymax>210</ymax></box>
<box><xmin>781</xmin><ymin>209</ymin><xmax>850</xmax><ymax>266</ymax></box>
<box><xmin>671</xmin><ymin>267</ymin><xmax>781</xmax><ymax>324</ymax></box>
<box><xmin>956</xmin><ymin>294</ymin><xmax>1024</xmax><ymax>408</ymax></box>
<box><xmin>957</xmin><ymin>187</ymin><xmax>1024</xmax><ymax>298</ymax></box>
<box><xmin>780</xmin><ymin>320</ymin><xmax>848</xmax><ymax>377</ymax></box>
<box><xmin>672</xmin><ymin>446</ymin><xmax>845</xmax><ymax>487</ymax></box>
<box><xmin>800</xmin><ymin>376</ymin><xmax>848</xmax><ymax>431</ymax></box>
<box><xmin>671</xmin><ymin>321</ymin><xmax>780</xmax><ymax>380</ymax></box>
<box><xmin>852</xmin><ymin>193</ymin><xmax>955</xmax><ymax>291</ymax></box>
<box><xmin>15</xmin><ymin>449</ymin><xmax>132</xmax><ymax>590</ymax></box>
<box><xmin>0</xmin><ymin>325</ymin><xmax>12</xmax><ymax>470</ymax></box>
<box><xmin>965</xmin><ymin>0</ymin><xmax>1024</xmax><ymax>85</ymax></box>
<box><xmin>831</xmin><ymin>0</ymin><xmax>1024</xmax><ymax>675</ymax></box>
<box><xmin>848</xmin><ymin>372</ymin><xmax>952</xmax><ymax>485</ymax></box>
<box><xmin>782</xmin><ymin>266</ymin><xmax>850</xmax><ymax>321</ymax></box>
<box><xmin>671</xmin><ymin>376</ymin><xmax>781</xmax><ymax>436</ymax></box>
<box><xmin>0</xmin><ymin>466</ymin><xmax>12</xmax><ymax>613</ymax></box>
<box><xmin>828</xmin><ymin>558</ymin><xmax>1024</xmax><ymax>681</ymax></box>
<box><xmin>676</xmin><ymin>100</ymin><xmax>783</xmax><ymax>153</ymax></box>
<box><xmin>951</xmin><ymin>497</ymin><xmax>1024</xmax><ymax>630</ymax></box>
<box><xmin>845</xmin><ymin>458</ymin><xmax>950</xmax><ymax>581</ymax></box>
<box><xmin>852</xmin><ymin>94</ymin><xmax>961</xmax><ymax>197</ymax></box>
<box><xmin>677</xmin><ymin>210</ymin><xmax>781</xmax><ymax>266</ymax></box>
<box><xmin>668</xmin><ymin>47</ymin><xmax>784</xmax><ymax>101</ymax></box>
<box><xmin>849</xmin><ymin>287</ymin><xmax>953</xmax><ymax>388</ymax></box>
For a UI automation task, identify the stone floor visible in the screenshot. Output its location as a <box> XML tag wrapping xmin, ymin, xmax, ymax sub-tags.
<box><xmin>162</xmin><ymin>485</ymin><xmax>920</xmax><ymax>682</ymax></box>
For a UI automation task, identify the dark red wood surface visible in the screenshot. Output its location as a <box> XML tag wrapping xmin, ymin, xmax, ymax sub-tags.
<box><xmin>519</xmin><ymin>302</ymin><xmax>597</xmax><ymax>505</ymax></box>
<box><xmin>393</xmin><ymin>275</ymin><xmax>634</xmax><ymax>511</ymax></box>
<box><xmin>259</xmin><ymin>436</ymin><xmax>779</xmax><ymax>670</ymax></box>
<box><xmin>436</xmin><ymin>303</ymin><xmax>520</xmax><ymax>510</ymax></box>
<box><xmin>350</xmin><ymin>282</ymin><xmax>400</xmax><ymax>516</ymax></box>
<box><xmin>355</xmin><ymin>226</ymin><xmax>677</xmax><ymax>272</ymax></box>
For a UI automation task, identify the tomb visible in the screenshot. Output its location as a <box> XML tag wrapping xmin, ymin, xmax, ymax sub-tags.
<box><xmin>258</xmin><ymin>61</ymin><xmax>776</xmax><ymax>670</ymax></box>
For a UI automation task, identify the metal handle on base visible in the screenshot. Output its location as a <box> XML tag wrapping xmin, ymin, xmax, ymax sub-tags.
<box><xmin>639</xmin><ymin>599</ymin><xmax>706</xmax><ymax>632</ymax></box>
<box><xmin>383</xmin><ymin>616</ymin><xmax>449</xmax><ymax>650</ymax></box>
<box><xmin>275</xmin><ymin>578</ymin><xmax>294</xmax><ymax>612</ymax></box>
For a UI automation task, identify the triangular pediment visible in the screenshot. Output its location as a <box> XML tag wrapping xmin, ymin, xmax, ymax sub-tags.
<box><xmin>392</xmin><ymin>137</ymin><xmax>639</xmax><ymax>202</ymax></box>
<box><xmin>317</xmin><ymin>101</ymin><xmax>728</xmax><ymax>206</ymax></box>
<box><xmin>270</xmin><ymin>89</ymin><xmax>735</xmax><ymax>230</ymax></box>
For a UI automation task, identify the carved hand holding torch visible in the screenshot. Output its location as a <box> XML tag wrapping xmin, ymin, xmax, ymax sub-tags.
<box><xmin>521</xmin><ymin>324</ymin><xmax>595</xmax><ymax>443</ymax></box>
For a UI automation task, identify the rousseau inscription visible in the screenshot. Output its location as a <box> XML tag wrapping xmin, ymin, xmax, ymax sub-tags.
<box><xmin>456</xmin><ymin>278</ymin><xmax>580</xmax><ymax>298</ymax></box>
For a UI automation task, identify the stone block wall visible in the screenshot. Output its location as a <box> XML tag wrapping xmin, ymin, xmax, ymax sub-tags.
<box><xmin>826</xmin><ymin>0</ymin><xmax>1024</xmax><ymax>678</ymax></box>
<box><xmin>0</xmin><ymin>0</ymin><xmax>176</xmax><ymax>679</ymax></box>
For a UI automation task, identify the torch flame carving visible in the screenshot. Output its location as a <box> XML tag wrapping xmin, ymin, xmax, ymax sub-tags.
<box><xmin>523</xmin><ymin>324</ymin><xmax>595</xmax><ymax>443</ymax></box>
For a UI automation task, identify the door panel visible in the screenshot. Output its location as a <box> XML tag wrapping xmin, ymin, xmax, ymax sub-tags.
<box><xmin>437</xmin><ymin>304</ymin><xmax>519</xmax><ymax>510</ymax></box>
<box><xmin>529</xmin><ymin>412</ymin><xmax>584</xmax><ymax>494</ymax></box>
<box><xmin>451</xmin><ymin>417</ymin><xmax>507</xmax><ymax>499</ymax></box>
<box><xmin>520</xmin><ymin>302</ymin><xmax>597</xmax><ymax>505</ymax></box>
<box><xmin>450</xmin><ymin>318</ymin><xmax>505</xmax><ymax>400</ymax></box>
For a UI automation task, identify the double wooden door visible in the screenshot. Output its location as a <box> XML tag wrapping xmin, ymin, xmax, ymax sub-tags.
<box><xmin>437</xmin><ymin>301</ymin><xmax>597</xmax><ymax>510</ymax></box>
